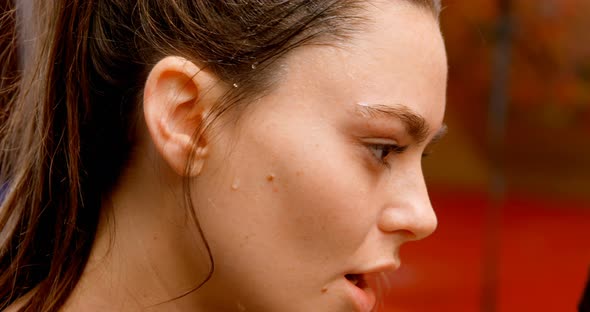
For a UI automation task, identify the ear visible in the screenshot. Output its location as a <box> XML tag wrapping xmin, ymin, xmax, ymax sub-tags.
<box><xmin>143</xmin><ymin>56</ymin><xmax>221</xmax><ymax>177</ymax></box>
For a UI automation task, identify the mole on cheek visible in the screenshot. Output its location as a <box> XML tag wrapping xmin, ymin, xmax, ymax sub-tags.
<box><xmin>266</xmin><ymin>173</ymin><xmax>278</xmax><ymax>192</ymax></box>
<box><xmin>266</xmin><ymin>173</ymin><xmax>275</xmax><ymax>182</ymax></box>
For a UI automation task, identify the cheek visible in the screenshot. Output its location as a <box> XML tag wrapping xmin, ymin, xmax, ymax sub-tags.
<box><xmin>192</xmin><ymin>100</ymin><xmax>382</xmax><ymax>298</ymax></box>
<box><xmin>260</xmin><ymin>129</ymin><xmax>376</xmax><ymax>262</ymax></box>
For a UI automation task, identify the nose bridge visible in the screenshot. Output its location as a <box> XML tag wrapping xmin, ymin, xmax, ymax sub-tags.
<box><xmin>377</xmin><ymin>165</ymin><xmax>438</xmax><ymax>241</ymax></box>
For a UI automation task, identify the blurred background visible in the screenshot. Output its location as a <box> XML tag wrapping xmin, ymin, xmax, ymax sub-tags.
<box><xmin>379</xmin><ymin>0</ymin><xmax>590</xmax><ymax>311</ymax></box>
<box><xmin>4</xmin><ymin>0</ymin><xmax>588</xmax><ymax>311</ymax></box>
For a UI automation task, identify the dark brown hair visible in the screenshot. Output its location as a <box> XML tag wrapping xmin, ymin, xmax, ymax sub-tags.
<box><xmin>0</xmin><ymin>1</ymin><xmax>440</xmax><ymax>311</ymax></box>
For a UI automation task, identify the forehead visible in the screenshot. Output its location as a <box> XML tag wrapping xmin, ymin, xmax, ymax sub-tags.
<box><xmin>273</xmin><ymin>1</ymin><xmax>448</xmax><ymax>124</ymax></box>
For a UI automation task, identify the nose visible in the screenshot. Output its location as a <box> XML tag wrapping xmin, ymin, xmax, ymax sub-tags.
<box><xmin>377</xmin><ymin>167</ymin><xmax>438</xmax><ymax>242</ymax></box>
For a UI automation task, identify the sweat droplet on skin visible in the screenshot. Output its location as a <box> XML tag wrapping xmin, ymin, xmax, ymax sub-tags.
<box><xmin>231</xmin><ymin>178</ymin><xmax>240</xmax><ymax>190</ymax></box>
<box><xmin>251</xmin><ymin>62</ymin><xmax>258</xmax><ymax>69</ymax></box>
<box><xmin>233</xmin><ymin>83</ymin><xmax>239</xmax><ymax>88</ymax></box>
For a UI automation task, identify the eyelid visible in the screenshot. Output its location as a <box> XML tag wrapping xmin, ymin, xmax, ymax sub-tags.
<box><xmin>361</xmin><ymin>137</ymin><xmax>400</xmax><ymax>145</ymax></box>
<box><xmin>361</xmin><ymin>138</ymin><xmax>407</xmax><ymax>154</ymax></box>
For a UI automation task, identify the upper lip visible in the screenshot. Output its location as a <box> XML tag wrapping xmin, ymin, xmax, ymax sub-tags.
<box><xmin>347</xmin><ymin>261</ymin><xmax>400</xmax><ymax>276</ymax></box>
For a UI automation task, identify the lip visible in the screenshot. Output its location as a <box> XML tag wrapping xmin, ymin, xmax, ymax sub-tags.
<box><xmin>344</xmin><ymin>275</ymin><xmax>376</xmax><ymax>312</ymax></box>
<box><xmin>349</xmin><ymin>262</ymin><xmax>400</xmax><ymax>276</ymax></box>
<box><xmin>343</xmin><ymin>262</ymin><xmax>399</xmax><ymax>312</ymax></box>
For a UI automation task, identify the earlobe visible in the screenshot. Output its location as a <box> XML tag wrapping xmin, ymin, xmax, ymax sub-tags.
<box><xmin>143</xmin><ymin>56</ymin><xmax>220</xmax><ymax>177</ymax></box>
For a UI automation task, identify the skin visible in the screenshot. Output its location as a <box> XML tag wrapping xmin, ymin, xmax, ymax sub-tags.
<box><xmin>59</xmin><ymin>1</ymin><xmax>448</xmax><ymax>312</ymax></box>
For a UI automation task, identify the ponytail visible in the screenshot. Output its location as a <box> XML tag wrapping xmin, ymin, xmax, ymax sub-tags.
<box><xmin>0</xmin><ymin>1</ymin><xmax>110</xmax><ymax>310</ymax></box>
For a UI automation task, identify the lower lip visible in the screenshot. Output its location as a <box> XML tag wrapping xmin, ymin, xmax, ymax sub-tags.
<box><xmin>345</xmin><ymin>278</ymin><xmax>376</xmax><ymax>312</ymax></box>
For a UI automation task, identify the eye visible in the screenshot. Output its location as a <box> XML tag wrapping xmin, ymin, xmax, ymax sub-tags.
<box><xmin>367</xmin><ymin>143</ymin><xmax>406</xmax><ymax>165</ymax></box>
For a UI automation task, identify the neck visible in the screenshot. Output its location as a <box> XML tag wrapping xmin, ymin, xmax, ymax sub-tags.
<box><xmin>63</xmin><ymin>145</ymin><xmax>210</xmax><ymax>312</ymax></box>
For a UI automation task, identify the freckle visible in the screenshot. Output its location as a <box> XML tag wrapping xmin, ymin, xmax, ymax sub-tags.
<box><xmin>266</xmin><ymin>174</ymin><xmax>275</xmax><ymax>182</ymax></box>
<box><xmin>321</xmin><ymin>287</ymin><xmax>328</xmax><ymax>293</ymax></box>
<box><xmin>296</xmin><ymin>170</ymin><xmax>303</xmax><ymax>177</ymax></box>
<box><xmin>231</xmin><ymin>178</ymin><xmax>240</xmax><ymax>190</ymax></box>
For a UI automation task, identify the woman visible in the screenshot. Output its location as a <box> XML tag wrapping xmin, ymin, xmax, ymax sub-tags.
<box><xmin>0</xmin><ymin>0</ymin><xmax>447</xmax><ymax>311</ymax></box>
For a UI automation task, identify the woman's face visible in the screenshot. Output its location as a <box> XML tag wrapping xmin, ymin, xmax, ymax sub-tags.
<box><xmin>191</xmin><ymin>2</ymin><xmax>447</xmax><ymax>312</ymax></box>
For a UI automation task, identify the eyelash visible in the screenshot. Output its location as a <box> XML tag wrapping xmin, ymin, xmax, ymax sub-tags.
<box><xmin>366</xmin><ymin>143</ymin><xmax>434</xmax><ymax>168</ymax></box>
<box><xmin>367</xmin><ymin>143</ymin><xmax>407</xmax><ymax>166</ymax></box>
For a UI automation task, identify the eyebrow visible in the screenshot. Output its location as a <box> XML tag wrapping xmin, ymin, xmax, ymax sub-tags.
<box><xmin>355</xmin><ymin>103</ymin><xmax>447</xmax><ymax>145</ymax></box>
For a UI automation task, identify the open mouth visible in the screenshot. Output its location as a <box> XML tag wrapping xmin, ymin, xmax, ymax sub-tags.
<box><xmin>345</xmin><ymin>273</ymin><xmax>376</xmax><ymax>312</ymax></box>
<box><xmin>345</xmin><ymin>273</ymin><xmax>368</xmax><ymax>289</ymax></box>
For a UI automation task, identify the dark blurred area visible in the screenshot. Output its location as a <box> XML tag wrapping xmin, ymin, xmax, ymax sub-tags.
<box><xmin>380</xmin><ymin>0</ymin><xmax>590</xmax><ymax>311</ymax></box>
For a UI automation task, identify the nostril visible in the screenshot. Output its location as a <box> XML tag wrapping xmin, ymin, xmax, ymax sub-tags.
<box><xmin>399</xmin><ymin>229</ymin><xmax>417</xmax><ymax>241</ymax></box>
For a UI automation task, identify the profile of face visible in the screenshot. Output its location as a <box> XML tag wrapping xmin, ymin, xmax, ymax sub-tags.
<box><xmin>99</xmin><ymin>1</ymin><xmax>447</xmax><ymax>312</ymax></box>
